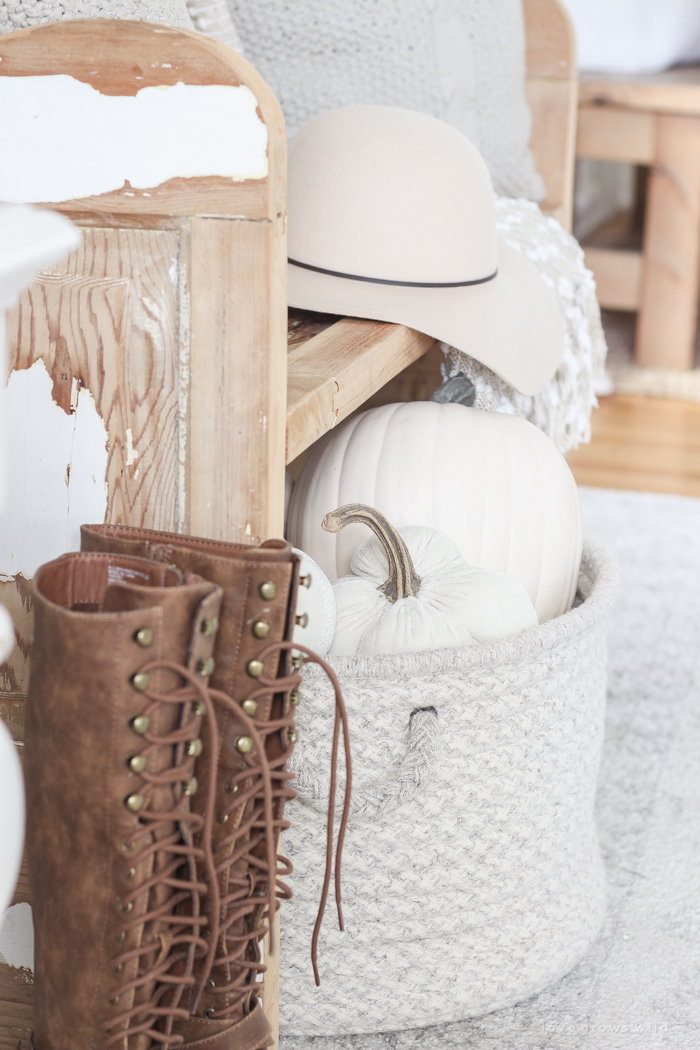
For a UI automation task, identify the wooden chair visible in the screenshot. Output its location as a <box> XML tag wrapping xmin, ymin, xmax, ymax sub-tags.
<box><xmin>578</xmin><ymin>67</ymin><xmax>700</xmax><ymax>370</ymax></box>
<box><xmin>0</xmin><ymin>3</ymin><xmax>577</xmax><ymax>1046</ymax></box>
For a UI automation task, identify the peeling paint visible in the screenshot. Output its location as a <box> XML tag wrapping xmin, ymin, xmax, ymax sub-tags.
<box><xmin>0</xmin><ymin>903</ymin><xmax>33</xmax><ymax>971</ymax></box>
<box><xmin>0</xmin><ymin>76</ymin><xmax>268</xmax><ymax>203</ymax></box>
<box><xmin>125</xmin><ymin>428</ymin><xmax>139</xmax><ymax>467</ymax></box>
<box><xmin>0</xmin><ymin>360</ymin><xmax>108</xmax><ymax>577</ymax></box>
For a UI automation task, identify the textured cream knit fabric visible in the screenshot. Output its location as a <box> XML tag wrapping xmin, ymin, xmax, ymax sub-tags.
<box><xmin>0</xmin><ymin>0</ymin><xmax>192</xmax><ymax>31</ymax></box>
<box><xmin>279</xmin><ymin>542</ymin><xmax>619</xmax><ymax>1036</ymax></box>
<box><xmin>446</xmin><ymin>197</ymin><xmax>608</xmax><ymax>453</ymax></box>
<box><xmin>225</xmin><ymin>0</ymin><xmax>545</xmax><ymax>201</ymax></box>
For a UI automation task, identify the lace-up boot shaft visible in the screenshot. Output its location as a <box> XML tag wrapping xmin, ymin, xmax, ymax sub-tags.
<box><xmin>80</xmin><ymin>526</ymin><xmax>300</xmax><ymax>1050</ymax></box>
<box><xmin>26</xmin><ymin>552</ymin><xmax>222</xmax><ymax>1050</ymax></box>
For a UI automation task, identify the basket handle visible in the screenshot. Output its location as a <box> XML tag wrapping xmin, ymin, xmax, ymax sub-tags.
<box><xmin>355</xmin><ymin>705</ymin><xmax>441</xmax><ymax>818</ymax></box>
<box><xmin>294</xmin><ymin>704</ymin><xmax>440</xmax><ymax>820</ymax></box>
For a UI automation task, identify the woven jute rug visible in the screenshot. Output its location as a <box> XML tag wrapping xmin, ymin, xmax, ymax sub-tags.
<box><xmin>602</xmin><ymin>310</ymin><xmax>700</xmax><ymax>403</ymax></box>
<box><xmin>281</xmin><ymin>486</ymin><xmax>700</xmax><ymax>1050</ymax></box>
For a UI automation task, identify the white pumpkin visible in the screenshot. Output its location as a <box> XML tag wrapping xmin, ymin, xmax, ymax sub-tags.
<box><xmin>292</xmin><ymin>547</ymin><xmax>336</xmax><ymax>656</ymax></box>
<box><xmin>325</xmin><ymin>505</ymin><xmax>538</xmax><ymax>656</ymax></box>
<box><xmin>288</xmin><ymin>402</ymin><xmax>582</xmax><ymax>622</ymax></box>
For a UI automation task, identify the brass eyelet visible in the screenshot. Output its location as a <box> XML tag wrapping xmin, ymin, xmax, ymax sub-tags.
<box><xmin>130</xmin><ymin>672</ymin><xmax>150</xmax><ymax>693</ymax></box>
<box><xmin>119</xmin><ymin>901</ymin><xmax>133</xmax><ymax>915</ymax></box>
<box><xmin>235</xmin><ymin>736</ymin><xmax>254</xmax><ymax>755</ymax></box>
<box><xmin>115</xmin><ymin>931</ymin><xmax>126</xmax><ymax>943</ymax></box>
<box><xmin>120</xmin><ymin>837</ymin><xmax>136</xmax><ymax>854</ymax></box>
<box><xmin>289</xmin><ymin>689</ymin><xmax>300</xmax><ymax>706</ymax></box>
<box><xmin>246</xmin><ymin>659</ymin><xmax>264</xmax><ymax>678</ymax></box>
<box><xmin>201</xmin><ymin>617</ymin><xmax>219</xmax><ymax>637</ymax></box>
<box><xmin>113</xmin><ymin>963</ymin><xmax>123</xmax><ymax>974</ymax></box>
<box><xmin>207</xmin><ymin>978</ymin><xmax>216</xmax><ymax>987</ymax></box>
<box><xmin>216</xmin><ymin>812</ymin><xmax>229</xmax><ymax>824</ymax></box>
<box><xmin>204</xmin><ymin>1007</ymin><xmax>216</xmax><ymax>1019</ymax></box>
<box><xmin>287</xmin><ymin>728</ymin><xmax>298</xmax><ymax>745</ymax></box>
<box><xmin>133</xmin><ymin>627</ymin><xmax>153</xmax><ymax>648</ymax></box>
<box><xmin>295</xmin><ymin>613</ymin><xmax>309</xmax><ymax>628</ymax></box>
<box><xmin>125</xmin><ymin>793</ymin><xmax>144</xmax><ymax>813</ymax></box>
<box><xmin>259</xmin><ymin>580</ymin><xmax>276</xmax><ymax>600</ymax></box>
<box><xmin>197</xmin><ymin>657</ymin><xmax>215</xmax><ymax>678</ymax></box>
<box><xmin>241</xmin><ymin>698</ymin><xmax>258</xmax><ymax>717</ymax></box>
<box><xmin>252</xmin><ymin>619</ymin><xmax>271</xmax><ymax>639</ymax></box>
<box><xmin>126</xmin><ymin>753</ymin><xmax>147</xmax><ymax>774</ymax></box>
<box><xmin>300</xmin><ymin>574</ymin><xmax>312</xmax><ymax>588</ymax></box>
<box><xmin>130</xmin><ymin>714</ymin><xmax>150</xmax><ymax>736</ymax></box>
<box><xmin>184</xmin><ymin>777</ymin><xmax>198</xmax><ymax>796</ymax></box>
<box><xmin>194</xmin><ymin>700</ymin><xmax>206</xmax><ymax>717</ymax></box>
<box><xmin>125</xmin><ymin>867</ymin><xmax>135</xmax><ymax>881</ymax></box>
<box><xmin>187</xmin><ymin>738</ymin><xmax>203</xmax><ymax>758</ymax></box>
<box><xmin>224</xmin><ymin>781</ymin><xmax>238</xmax><ymax>795</ymax></box>
<box><xmin>108</xmin><ymin>995</ymin><xmax>120</xmax><ymax>1005</ymax></box>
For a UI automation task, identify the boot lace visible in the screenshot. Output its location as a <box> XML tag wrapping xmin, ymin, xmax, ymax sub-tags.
<box><xmin>102</xmin><ymin>662</ymin><xmax>222</xmax><ymax>1049</ymax></box>
<box><xmin>187</xmin><ymin>642</ymin><xmax>352</xmax><ymax>1019</ymax></box>
<box><xmin>102</xmin><ymin>645</ymin><xmax>351</xmax><ymax>1045</ymax></box>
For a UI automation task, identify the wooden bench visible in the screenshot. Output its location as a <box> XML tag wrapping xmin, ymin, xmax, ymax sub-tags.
<box><xmin>578</xmin><ymin>66</ymin><xmax>700</xmax><ymax>370</ymax></box>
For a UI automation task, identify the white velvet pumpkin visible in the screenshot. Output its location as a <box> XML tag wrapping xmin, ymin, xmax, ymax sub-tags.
<box><xmin>287</xmin><ymin>402</ymin><xmax>583</xmax><ymax>622</ymax></box>
<box><xmin>326</xmin><ymin>508</ymin><xmax>538</xmax><ymax>656</ymax></box>
<box><xmin>291</xmin><ymin>547</ymin><xmax>336</xmax><ymax>655</ymax></box>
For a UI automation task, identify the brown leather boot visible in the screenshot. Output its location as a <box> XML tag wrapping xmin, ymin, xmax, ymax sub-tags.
<box><xmin>26</xmin><ymin>552</ymin><xmax>223</xmax><ymax>1050</ymax></box>
<box><xmin>79</xmin><ymin>527</ymin><xmax>305</xmax><ymax>1050</ymax></box>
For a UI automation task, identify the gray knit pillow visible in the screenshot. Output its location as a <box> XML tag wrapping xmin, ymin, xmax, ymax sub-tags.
<box><xmin>0</xmin><ymin>0</ymin><xmax>192</xmax><ymax>33</ymax></box>
<box><xmin>225</xmin><ymin>0</ymin><xmax>545</xmax><ymax>201</ymax></box>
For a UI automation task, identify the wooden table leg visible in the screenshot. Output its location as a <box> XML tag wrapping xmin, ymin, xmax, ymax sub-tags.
<box><xmin>636</xmin><ymin>113</ymin><xmax>700</xmax><ymax>369</ymax></box>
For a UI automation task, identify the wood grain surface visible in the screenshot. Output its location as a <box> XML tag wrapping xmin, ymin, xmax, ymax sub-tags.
<box><xmin>523</xmin><ymin>0</ymin><xmax>578</xmax><ymax>230</ymax></box>
<box><xmin>567</xmin><ymin>394</ymin><xmax>700</xmax><ymax>497</ymax></box>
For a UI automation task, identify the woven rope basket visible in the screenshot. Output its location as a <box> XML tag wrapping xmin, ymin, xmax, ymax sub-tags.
<box><xmin>279</xmin><ymin>541</ymin><xmax>620</xmax><ymax>1036</ymax></box>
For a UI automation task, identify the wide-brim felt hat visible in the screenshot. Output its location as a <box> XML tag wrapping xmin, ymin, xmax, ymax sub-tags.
<box><xmin>287</xmin><ymin>106</ymin><xmax>565</xmax><ymax>397</ymax></box>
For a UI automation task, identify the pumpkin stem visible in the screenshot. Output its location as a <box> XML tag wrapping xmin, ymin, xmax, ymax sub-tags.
<box><xmin>322</xmin><ymin>503</ymin><xmax>422</xmax><ymax>603</ymax></box>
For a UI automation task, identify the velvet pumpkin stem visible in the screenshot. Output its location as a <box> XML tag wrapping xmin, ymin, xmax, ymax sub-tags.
<box><xmin>322</xmin><ymin>503</ymin><xmax>422</xmax><ymax>603</ymax></box>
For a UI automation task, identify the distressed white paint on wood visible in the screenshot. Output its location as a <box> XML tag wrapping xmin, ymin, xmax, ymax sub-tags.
<box><xmin>0</xmin><ymin>76</ymin><xmax>268</xmax><ymax>204</ymax></box>
<box><xmin>0</xmin><ymin>360</ymin><xmax>108</xmax><ymax>578</ymax></box>
<box><xmin>0</xmin><ymin>727</ymin><xmax>23</xmax><ymax>918</ymax></box>
<box><xmin>0</xmin><ymin>904</ymin><xmax>32</xmax><ymax>972</ymax></box>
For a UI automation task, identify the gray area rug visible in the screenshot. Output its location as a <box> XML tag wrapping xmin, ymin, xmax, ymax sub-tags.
<box><xmin>280</xmin><ymin>487</ymin><xmax>700</xmax><ymax>1050</ymax></box>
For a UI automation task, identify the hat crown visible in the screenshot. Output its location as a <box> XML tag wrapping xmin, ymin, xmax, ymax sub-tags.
<box><xmin>288</xmin><ymin>106</ymin><xmax>498</xmax><ymax>285</ymax></box>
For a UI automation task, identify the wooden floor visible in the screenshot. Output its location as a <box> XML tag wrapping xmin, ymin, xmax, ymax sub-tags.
<box><xmin>567</xmin><ymin>394</ymin><xmax>700</xmax><ymax>497</ymax></box>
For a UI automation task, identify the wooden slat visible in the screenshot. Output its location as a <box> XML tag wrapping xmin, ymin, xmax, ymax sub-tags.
<box><xmin>523</xmin><ymin>0</ymin><xmax>575</xmax><ymax>80</ymax></box>
<box><xmin>0</xmin><ymin>964</ymin><xmax>33</xmax><ymax>1050</ymax></box>
<box><xmin>523</xmin><ymin>0</ymin><xmax>577</xmax><ymax>231</ymax></box>
<box><xmin>636</xmin><ymin>114</ymin><xmax>700</xmax><ymax>369</ymax></box>
<box><xmin>579</xmin><ymin>67</ymin><xmax>700</xmax><ymax>117</ymax></box>
<box><xmin>526</xmin><ymin>75</ymin><xmax>577</xmax><ymax>227</ymax></box>
<box><xmin>286</xmin><ymin>320</ymin><xmax>435</xmax><ymax>463</ymax></box>
<box><xmin>583</xmin><ymin>248</ymin><xmax>643</xmax><ymax>310</ymax></box>
<box><xmin>188</xmin><ymin>215</ymin><xmax>287</xmax><ymax>542</ymax></box>
<box><xmin>577</xmin><ymin>105</ymin><xmax>656</xmax><ymax>164</ymax></box>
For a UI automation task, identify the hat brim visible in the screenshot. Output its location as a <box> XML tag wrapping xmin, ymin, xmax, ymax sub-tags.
<box><xmin>288</xmin><ymin>238</ymin><xmax>564</xmax><ymax>396</ymax></box>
